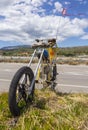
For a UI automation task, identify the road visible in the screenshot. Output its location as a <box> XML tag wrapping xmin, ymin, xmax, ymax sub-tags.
<box><xmin>0</xmin><ymin>63</ymin><xmax>88</xmax><ymax>93</ymax></box>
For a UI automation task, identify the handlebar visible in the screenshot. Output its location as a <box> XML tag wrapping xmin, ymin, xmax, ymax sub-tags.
<box><xmin>32</xmin><ymin>38</ymin><xmax>56</xmax><ymax>48</ymax></box>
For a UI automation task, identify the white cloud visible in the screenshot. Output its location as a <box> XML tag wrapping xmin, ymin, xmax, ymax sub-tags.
<box><xmin>31</xmin><ymin>0</ymin><xmax>47</xmax><ymax>7</ymax></box>
<box><xmin>81</xmin><ymin>34</ymin><xmax>88</xmax><ymax>40</ymax></box>
<box><xmin>0</xmin><ymin>0</ymin><xmax>13</xmax><ymax>8</ymax></box>
<box><xmin>53</xmin><ymin>2</ymin><xmax>63</xmax><ymax>13</ymax></box>
<box><xmin>76</xmin><ymin>0</ymin><xmax>87</xmax><ymax>4</ymax></box>
<box><xmin>0</xmin><ymin>0</ymin><xmax>88</xmax><ymax>45</ymax></box>
<box><xmin>64</xmin><ymin>1</ymin><xmax>71</xmax><ymax>5</ymax></box>
<box><xmin>72</xmin><ymin>18</ymin><xmax>88</xmax><ymax>28</ymax></box>
<box><xmin>48</xmin><ymin>1</ymin><xmax>53</xmax><ymax>6</ymax></box>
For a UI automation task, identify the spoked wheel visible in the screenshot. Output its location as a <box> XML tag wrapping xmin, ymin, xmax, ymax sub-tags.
<box><xmin>8</xmin><ymin>66</ymin><xmax>35</xmax><ymax>117</ymax></box>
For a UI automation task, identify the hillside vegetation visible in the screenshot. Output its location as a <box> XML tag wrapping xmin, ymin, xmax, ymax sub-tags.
<box><xmin>57</xmin><ymin>46</ymin><xmax>88</xmax><ymax>57</ymax></box>
<box><xmin>0</xmin><ymin>47</ymin><xmax>33</xmax><ymax>56</ymax></box>
<box><xmin>0</xmin><ymin>46</ymin><xmax>88</xmax><ymax>57</ymax></box>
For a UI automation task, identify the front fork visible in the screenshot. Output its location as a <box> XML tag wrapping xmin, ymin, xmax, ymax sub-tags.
<box><xmin>28</xmin><ymin>49</ymin><xmax>44</xmax><ymax>94</ymax></box>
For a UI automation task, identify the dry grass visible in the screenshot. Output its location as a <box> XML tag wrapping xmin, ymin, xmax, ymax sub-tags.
<box><xmin>0</xmin><ymin>88</ymin><xmax>88</xmax><ymax>130</ymax></box>
<box><xmin>0</xmin><ymin>56</ymin><xmax>88</xmax><ymax>65</ymax></box>
<box><xmin>57</xmin><ymin>57</ymin><xmax>88</xmax><ymax>65</ymax></box>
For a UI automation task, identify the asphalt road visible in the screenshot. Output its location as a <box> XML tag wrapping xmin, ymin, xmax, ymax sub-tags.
<box><xmin>0</xmin><ymin>63</ymin><xmax>88</xmax><ymax>93</ymax></box>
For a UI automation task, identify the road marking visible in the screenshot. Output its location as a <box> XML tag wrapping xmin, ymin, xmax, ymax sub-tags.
<box><xmin>4</xmin><ymin>69</ymin><xmax>12</xmax><ymax>72</ymax></box>
<box><xmin>62</xmin><ymin>72</ymin><xmax>88</xmax><ymax>76</ymax></box>
<box><xmin>0</xmin><ymin>79</ymin><xmax>11</xmax><ymax>82</ymax></box>
<box><xmin>0</xmin><ymin>69</ymin><xmax>13</xmax><ymax>72</ymax></box>
<box><xmin>57</xmin><ymin>84</ymin><xmax>88</xmax><ymax>88</ymax></box>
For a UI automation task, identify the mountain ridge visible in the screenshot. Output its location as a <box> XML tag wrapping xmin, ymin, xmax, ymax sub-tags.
<box><xmin>0</xmin><ymin>45</ymin><xmax>31</xmax><ymax>50</ymax></box>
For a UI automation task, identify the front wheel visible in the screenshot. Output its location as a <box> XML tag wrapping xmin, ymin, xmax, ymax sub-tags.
<box><xmin>8</xmin><ymin>66</ymin><xmax>35</xmax><ymax>117</ymax></box>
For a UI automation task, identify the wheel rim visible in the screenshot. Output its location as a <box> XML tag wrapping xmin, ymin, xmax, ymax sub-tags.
<box><xmin>16</xmin><ymin>73</ymin><xmax>32</xmax><ymax>108</ymax></box>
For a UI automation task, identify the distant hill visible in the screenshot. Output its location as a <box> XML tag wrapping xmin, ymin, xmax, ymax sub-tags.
<box><xmin>0</xmin><ymin>45</ymin><xmax>33</xmax><ymax>56</ymax></box>
<box><xmin>0</xmin><ymin>45</ymin><xmax>88</xmax><ymax>57</ymax></box>
<box><xmin>0</xmin><ymin>45</ymin><xmax>31</xmax><ymax>50</ymax></box>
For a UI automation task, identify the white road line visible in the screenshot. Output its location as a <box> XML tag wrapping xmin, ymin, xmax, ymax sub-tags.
<box><xmin>62</xmin><ymin>72</ymin><xmax>88</xmax><ymax>76</ymax></box>
<box><xmin>0</xmin><ymin>69</ymin><xmax>13</xmax><ymax>72</ymax></box>
<box><xmin>57</xmin><ymin>84</ymin><xmax>88</xmax><ymax>88</ymax></box>
<box><xmin>4</xmin><ymin>69</ymin><xmax>12</xmax><ymax>72</ymax></box>
<box><xmin>0</xmin><ymin>79</ymin><xmax>11</xmax><ymax>82</ymax></box>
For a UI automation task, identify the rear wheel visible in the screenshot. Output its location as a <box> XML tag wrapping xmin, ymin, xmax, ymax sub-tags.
<box><xmin>8</xmin><ymin>66</ymin><xmax>35</xmax><ymax>117</ymax></box>
<box><xmin>53</xmin><ymin>64</ymin><xmax>57</xmax><ymax>80</ymax></box>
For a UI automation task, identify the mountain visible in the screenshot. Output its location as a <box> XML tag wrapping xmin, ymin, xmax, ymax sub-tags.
<box><xmin>0</xmin><ymin>45</ymin><xmax>31</xmax><ymax>50</ymax></box>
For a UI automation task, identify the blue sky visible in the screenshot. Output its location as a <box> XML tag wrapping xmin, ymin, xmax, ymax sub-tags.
<box><xmin>0</xmin><ymin>0</ymin><xmax>88</xmax><ymax>48</ymax></box>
